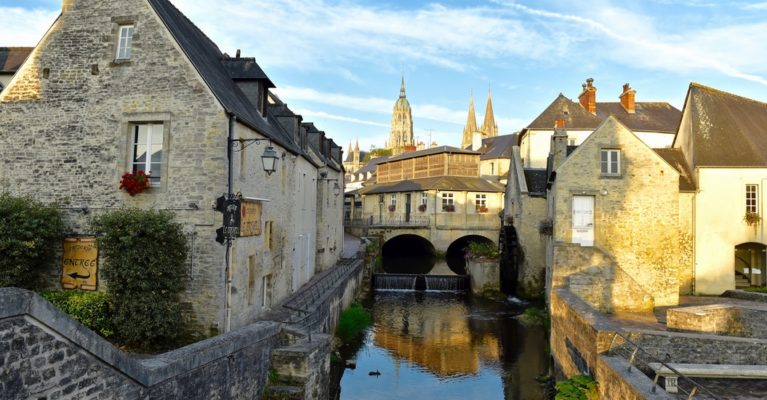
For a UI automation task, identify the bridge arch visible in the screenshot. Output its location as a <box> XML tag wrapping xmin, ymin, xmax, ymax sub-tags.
<box><xmin>382</xmin><ymin>234</ymin><xmax>437</xmax><ymax>274</ymax></box>
<box><xmin>446</xmin><ymin>235</ymin><xmax>496</xmax><ymax>275</ymax></box>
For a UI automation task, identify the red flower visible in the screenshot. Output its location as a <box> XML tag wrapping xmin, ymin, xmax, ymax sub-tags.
<box><xmin>119</xmin><ymin>170</ymin><xmax>150</xmax><ymax>196</ymax></box>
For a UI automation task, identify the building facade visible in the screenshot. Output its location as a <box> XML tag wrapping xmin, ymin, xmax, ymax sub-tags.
<box><xmin>0</xmin><ymin>0</ymin><xmax>344</xmax><ymax>335</ymax></box>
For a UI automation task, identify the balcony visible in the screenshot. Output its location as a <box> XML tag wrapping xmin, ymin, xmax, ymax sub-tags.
<box><xmin>346</xmin><ymin>215</ymin><xmax>431</xmax><ymax>228</ymax></box>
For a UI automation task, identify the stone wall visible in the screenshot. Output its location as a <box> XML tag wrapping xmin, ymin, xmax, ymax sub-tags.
<box><xmin>551</xmin><ymin>117</ymin><xmax>681</xmax><ymax>307</ymax></box>
<box><xmin>467</xmin><ymin>259</ymin><xmax>499</xmax><ymax>294</ymax></box>
<box><xmin>0</xmin><ymin>259</ymin><xmax>363</xmax><ymax>399</ymax></box>
<box><xmin>667</xmin><ymin>304</ymin><xmax>767</xmax><ymax>339</ymax></box>
<box><xmin>624</xmin><ymin>329</ymin><xmax>767</xmax><ymax>365</ymax></box>
<box><xmin>596</xmin><ymin>356</ymin><xmax>673</xmax><ymax>400</ymax></box>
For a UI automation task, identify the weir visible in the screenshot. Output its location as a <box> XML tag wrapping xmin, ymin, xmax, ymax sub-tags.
<box><xmin>373</xmin><ymin>273</ymin><xmax>469</xmax><ymax>292</ymax></box>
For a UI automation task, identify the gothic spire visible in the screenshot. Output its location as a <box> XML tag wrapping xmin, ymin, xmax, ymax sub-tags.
<box><xmin>481</xmin><ymin>89</ymin><xmax>498</xmax><ymax>138</ymax></box>
<box><xmin>400</xmin><ymin>75</ymin><xmax>406</xmax><ymax>98</ymax></box>
<box><xmin>461</xmin><ymin>94</ymin><xmax>478</xmax><ymax>149</ymax></box>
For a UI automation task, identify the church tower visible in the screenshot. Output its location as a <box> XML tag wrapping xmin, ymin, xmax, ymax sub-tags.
<box><xmin>481</xmin><ymin>90</ymin><xmax>498</xmax><ymax>138</ymax></box>
<box><xmin>353</xmin><ymin>139</ymin><xmax>360</xmax><ymax>165</ymax></box>
<box><xmin>461</xmin><ymin>95</ymin><xmax>478</xmax><ymax>149</ymax></box>
<box><xmin>389</xmin><ymin>76</ymin><xmax>414</xmax><ymax>156</ymax></box>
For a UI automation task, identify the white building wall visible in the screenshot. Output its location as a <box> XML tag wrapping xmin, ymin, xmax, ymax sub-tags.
<box><xmin>694</xmin><ymin>168</ymin><xmax>767</xmax><ymax>294</ymax></box>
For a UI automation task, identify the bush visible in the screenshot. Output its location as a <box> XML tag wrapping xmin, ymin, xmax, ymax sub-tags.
<box><xmin>467</xmin><ymin>241</ymin><xmax>499</xmax><ymax>259</ymax></box>
<box><xmin>336</xmin><ymin>303</ymin><xmax>371</xmax><ymax>343</ymax></box>
<box><xmin>91</xmin><ymin>209</ymin><xmax>188</xmax><ymax>347</ymax></box>
<box><xmin>519</xmin><ymin>307</ymin><xmax>551</xmax><ymax>330</ymax></box>
<box><xmin>40</xmin><ymin>290</ymin><xmax>115</xmax><ymax>338</ymax></box>
<box><xmin>555</xmin><ymin>375</ymin><xmax>598</xmax><ymax>400</ymax></box>
<box><xmin>0</xmin><ymin>194</ymin><xmax>63</xmax><ymax>289</ymax></box>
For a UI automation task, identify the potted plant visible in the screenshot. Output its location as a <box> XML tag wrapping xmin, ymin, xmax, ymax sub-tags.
<box><xmin>443</xmin><ymin>204</ymin><xmax>455</xmax><ymax>212</ymax></box>
<box><xmin>418</xmin><ymin>204</ymin><xmax>427</xmax><ymax>212</ymax></box>
<box><xmin>388</xmin><ymin>205</ymin><xmax>396</xmax><ymax>212</ymax></box>
<box><xmin>477</xmin><ymin>206</ymin><xmax>488</xmax><ymax>213</ymax></box>
<box><xmin>744</xmin><ymin>212</ymin><xmax>762</xmax><ymax>226</ymax></box>
<box><xmin>119</xmin><ymin>170</ymin><xmax>150</xmax><ymax>196</ymax></box>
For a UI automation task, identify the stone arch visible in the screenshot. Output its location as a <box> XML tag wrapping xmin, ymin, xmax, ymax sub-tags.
<box><xmin>446</xmin><ymin>235</ymin><xmax>496</xmax><ymax>275</ymax></box>
<box><xmin>734</xmin><ymin>242</ymin><xmax>767</xmax><ymax>288</ymax></box>
<box><xmin>381</xmin><ymin>234</ymin><xmax>437</xmax><ymax>274</ymax></box>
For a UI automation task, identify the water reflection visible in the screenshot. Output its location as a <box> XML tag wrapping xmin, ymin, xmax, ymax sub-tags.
<box><xmin>338</xmin><ymin>292</ymin><xmax>549</xmax><ymax>400</ymax></box>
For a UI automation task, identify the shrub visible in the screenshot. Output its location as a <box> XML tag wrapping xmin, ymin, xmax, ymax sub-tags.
<box><xmin>467</xmin><ymin>241</ymin><xmax>499</xmax><ymax>259</ymax></box>
<box><xmin>336</xmin><ymin>303</ymin><xmax>371</xmax><ymax>344</ymax></box>
<box><xmin>91</xmin><ymin>209</ymin><xmax>188</xmax><ymax>347</ymax></box>
<box><xmin>40</xmin><ymin>290</ymin><xmax>115</xmax><ymax>338</ymax></box>
<box><xmin>0</xmin><ymin>194</ymin><xmax>63</xmax><ymax>289</ymax></box>
<box><xmin>555</xmin><ymin>375</ymin><xmax>598</xmax><ymax>400</ymax></box>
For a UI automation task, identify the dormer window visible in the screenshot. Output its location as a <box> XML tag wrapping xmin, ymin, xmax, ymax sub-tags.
<box><xmin>116</xmin><ymin>25</ymin><xmax>134</xmax><ymax>60</ymax></box>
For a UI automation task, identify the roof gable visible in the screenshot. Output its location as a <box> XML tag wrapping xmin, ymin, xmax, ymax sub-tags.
<box><xmin>0</xmin><ymin>47</ymin><xmax>33</xmax><ymax>73</ymax></box>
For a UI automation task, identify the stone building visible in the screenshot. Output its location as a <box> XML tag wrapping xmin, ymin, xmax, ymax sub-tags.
<box><xmin>0</xmin><ymin>0</ymin><xmax>344</xmax><ymax>335</ymax></box>
<box><xmin>0</xmin><ymin>47</ymin><xmax>32</xmax><ymax>93</ymax></box>
<box><xmin>504</xmin><ymin>78</ymin><xmax>682</xmax><ymax>297</ymax></box>
<box><xmin>343</xmin><ymin>139</ymin><xmax>367</xmax><ymax>174</ymax></box>
<box><xmin>389</xmin><ymin>77</ymin><xmax>415</xmax><ymax>156</ymax></box>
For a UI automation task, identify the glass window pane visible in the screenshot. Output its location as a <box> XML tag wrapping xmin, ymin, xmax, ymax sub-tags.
<box><xmin>133</xmin><ymin>145</ymin><xmax>147</xmax><ymax>164</ymax></box>
<box><xmin>151</xmin><ymin>125</ymin><xmax>163</xmax><ymax>144</ymax></box>
<box><xmin>149</xmin><ymin>145</ymin><xmax>162</xmax><ymax>163</ymax></box>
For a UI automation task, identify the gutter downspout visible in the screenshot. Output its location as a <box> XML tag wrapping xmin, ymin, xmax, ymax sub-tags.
<box><xmin>225</xmin><ymin>114</ymin><xmax>236</xmax><ymax>333</ymax></box>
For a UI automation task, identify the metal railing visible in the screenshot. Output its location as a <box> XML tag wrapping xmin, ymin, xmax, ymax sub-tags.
<box><xmin>281</xmin><ymin>258</ymin><xmax>363</xmax><ymax>341</ymax></box>
<box><xmin>346</xmin><ymin>215</ymin><xmax>430</xmax><ymax>228</ymax></box>
<box><xmin>606</xmin><ymin>331</ymin><xmax>718</xmax><ymax>399</ymax></box>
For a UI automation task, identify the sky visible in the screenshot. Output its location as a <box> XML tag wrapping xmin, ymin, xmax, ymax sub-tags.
<box><xmin>2</xmin><ymin>0</ymin><xmax>767</xmax><ymax>152</ymax></box>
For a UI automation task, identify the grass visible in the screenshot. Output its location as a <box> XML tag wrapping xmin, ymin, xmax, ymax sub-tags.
<box><xmin>336</xmin><ymin>303</ymin><xmax>371</xmax><ymax>344</ymax></box>
<box><xmin>744</xmin><ymin>287</ymin><xmax>767</xmax><ymax>293</ymax></box>
<box><xmin>519</xmin><ymin>306</ymin><xmax>551</xmax><ymax>331</ymax></box>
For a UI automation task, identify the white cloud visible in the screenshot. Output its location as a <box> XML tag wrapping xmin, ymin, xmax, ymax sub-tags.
<box><xmin>0</xmin><ymin>7</ymin><xmax>58</xmax><ymax>46</ymax></box>
<box><xmin>290</xmin><ymin>109</ymin><xmax>389</xmax><ymax>128</ymax></box>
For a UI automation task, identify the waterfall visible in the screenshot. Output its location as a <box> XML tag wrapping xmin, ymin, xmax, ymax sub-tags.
<box><xmin>373</xmin><ymin>274</ymin><xmax>417</xmax><ymax>291</ymax></box>
<box><xmin>424</xmin><ymin>275</ymin><xmax>468</xmax><ymax>292</ymax></box>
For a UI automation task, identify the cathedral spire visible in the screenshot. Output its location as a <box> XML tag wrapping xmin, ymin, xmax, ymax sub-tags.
<box><xmin>481</xmin><ymin>89</ymin><xmax>498</xmax><ymax>138</ymax></box>
<box><xmin>354</xmin><ymin>138</ymin><xmax>359</xmax><ymax>152</ymax></box>
<box><xmin>461</xmin><ymin>94</ymin><xmax>478</xmax><ymax>149</ymax></box>
<box><xmin>400</xmin><ymin>75</ymin><xmax>406</xmax><ymax>98</ymax></box>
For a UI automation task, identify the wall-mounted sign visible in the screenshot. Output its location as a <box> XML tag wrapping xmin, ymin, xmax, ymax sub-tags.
<box><xmin>223</xmin><ymin>197</ymin><xmax>241</xmax><ymax>238</ymax></box>
<box><xmin>239</xmin><ymin>200</ymin><xmax>262</xmax><ymax>237</ymax></box>
<box><xmin>61</xmin><ymin>237</ymin><xmax>98</xmax><ymax>290</ymax></box>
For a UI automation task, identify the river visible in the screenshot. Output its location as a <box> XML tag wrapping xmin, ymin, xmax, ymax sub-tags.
<box><xmin>333</xmin><ymin>291</ymin><xmax>550</xmax><ymax>399</ymax></box>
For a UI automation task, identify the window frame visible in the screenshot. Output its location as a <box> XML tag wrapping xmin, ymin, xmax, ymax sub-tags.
<box><xmin>116</xmin><ymin>25</ymin><xmax>134</xmax><ymax>60</ymax></box>
<box><xmin>130</xmin><ymin>123</ymin><xmax>164</xmax><ymax>187</ymax></box>
<box><xmin>746</xmin><ymin>184</ymin><xmax>759</xmax><ymax>214</ymax></box>
<box><xmin>390</xmin><ymin>194</ymin><xmax>397</xmax><ymax>206</ymax></box>
<box><xmin>421</xmin><ymin>192</ymin><xmax>428</xmax><ymax>206</ymax></box>
<box><xmin>600</xmin><ymin>149</ymin><xmax>621</xmax><ymax>176</ymax></box>
<box><xmin>441</xmin><ymin>192</ymin><xmax>454</xmax><ymax>211</ymax></box>
<box><xmin>475</xmin><ymin>193</ymin><xmax>488</xmax><ymax>213</ymax></box>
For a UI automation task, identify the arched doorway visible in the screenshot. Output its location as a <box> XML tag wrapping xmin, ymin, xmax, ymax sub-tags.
<box><xmin>382</xmin><ymin>234</ymin><xmax>437</xmax><ymax>274</ymax></box>
<box><xmin>446</xmin><ymin>235</ymin><xmax>495</xmax><ymax>275</ymax></box>
<box><xmin>734</xmin><ymin>243</ymin><xmax>766</xmax><ymax>288</ymax></box>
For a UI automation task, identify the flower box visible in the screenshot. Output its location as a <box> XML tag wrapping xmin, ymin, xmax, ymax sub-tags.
<box><xmin>119</xmin><ymin>170</ymin><xmax>150</xmax><ymax>196</ymax></box>
<box><xmin>418</xmin><ymin>204</ymin><xmax>427</xmax><ymax>212</ymax></box>
<box><xmin>442</xmin><ymin>204</ymin><xmax>455</xmax><ymax>212</ymax></box>
<box><xmin>477</xmin><ymin>206</ymin><xmax>488</xmax><ymax>213</ymax></box>
<box><xmin>388</xmin><ymin>205</ymin><xmax>396</xmax><ymax>212</ymax></box>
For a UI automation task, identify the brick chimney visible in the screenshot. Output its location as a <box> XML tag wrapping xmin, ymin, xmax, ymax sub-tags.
<box><xmin>619</xmin><ymin>83</ymin><xmax>636</xmax><ymax>114</ymax></box>
<box><xmin>578</xmin><ymin>78</ymin><xmax>597</xmax><ymax>114</ymax></box>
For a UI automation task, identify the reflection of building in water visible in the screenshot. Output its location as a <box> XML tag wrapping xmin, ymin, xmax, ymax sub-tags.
<box><xmin>372</xmin><ymin>296</ymin><xmax>501</xmax><ymax>376</ymax></box>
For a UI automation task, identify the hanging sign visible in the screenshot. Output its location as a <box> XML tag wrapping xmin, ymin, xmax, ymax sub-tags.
<box><xmin>239</xmin><ymin>200</ymin><xmax>262</xmax><ymax>237</ymax></box>
<box><xmin>61</xmin><ymin>237</ymin><xmax>98</xmax><ymax>290</ymax></box>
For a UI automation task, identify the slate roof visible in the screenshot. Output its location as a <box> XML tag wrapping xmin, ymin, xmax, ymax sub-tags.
<box><xmin>524</xmin><ymin>93</ymin><xmax>680</xmax><ymax>134</ymax></box>
<box><xmin>221</xmin><ymin>57</ymin><xmax>274</xmax><ymax>86</ymax></box>
<box><xmin>384</xmin><ymin>146</ymin><xmax>478</xmax><ymax>163</ymax></box>
<box><xmin>477</xmin><ymin>134</ymin><xmax>517</xmax><ymax>160</ymax></box>
<box><xmin>654</xmin><ymin>148</ymin><xmax>696</xmax><ymax>192</ymax></box>
<box><xmin>344</xmin><ymin>150</ymin><xmax>369</xmax><ymax>163</ymax></box>
<box><xmin>147</xmin><ymin>0</ymin><xmax>299</xmax><ymax>154</ymax></box>
<box><xmin>354</xmin><ymin>156</ymin><xmax>390</xmax><ymax>176</ymax></box>
<box><xmin>358</xmin><ymin>176</ymin><xmax>505</xmax><ymax>195</ymax></box>
<box><xmin>523</xmin><ymin>169</ymin><xmax>548</xmax><ymax>195</ymax></box>
<box><xmin>680</xmin><ymin>83</ymin><xmax>767</xmax><ymax>167</ymax></box>
<box><xmin>0</xmin><ymin>47</ymin><xmax>32</xmax><ymax>73</ymax></box>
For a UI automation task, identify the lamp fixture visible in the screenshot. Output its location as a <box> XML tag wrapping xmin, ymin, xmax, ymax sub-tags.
<box><xmin>230</xmin><ymin>137</ymin><xmax>278</xmax><ymax>175</ymax></box>
<box><xmin>318</xmin><ymin>170</ymin><xmax>342</xmax><ymax>196</ymax></box>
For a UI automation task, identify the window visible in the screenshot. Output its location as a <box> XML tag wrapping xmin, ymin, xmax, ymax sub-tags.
<box><xmin>390</xmin><ymin>194</ymin><xmax>396</xmax><ymax>206</ymax></box>
<box><xmin>261</xmin><ymin>274</ymin><xmax>272</xmax><ymax>308</ymax></box>
<box><xmin>116</xmin><ymin>25</ymin><xmax>134</xmax><ymax>60</ymax></box>
<box><xmin>568</xmin><ymin>137</ymin><xmax>576</xmax><ymax>146</ymax></box>
<box><xmin>746</xmin><ymin>184</ymin><xmax>759</xmax><ymax>214</ymax></box>
<box><xmin>600</xmin><ymin>149</ymin><xmax>620</xmax><ymax>175</ymax></box>
<box><xmin>475</xmin><ymin>194</ymin><xmax>487</xmax><ymax>212</ymax></box>
<box><xmin>131</xmin><ymin>123</ymin><xmax>163</xmax><ymax>186</ymax></box>
<box><xmin>264</xmin><ymin>221</ymin><xmax>274</xmax><ymax>251</ymax></box>
<box><xmin>490</xmin><ymin>162</ymin><xmax>495</xmax><ymax>175</ymax></box>
<box><xmin>442</xmin><ymin>192</ymin><xmax>454</xmax><ymax>211</ymax></box>
<box><xmin>421</xmin><ymin>192</ymin><xmax>428</xmax><ymax>205</ymax></box>
<box><xmin>248</xmin><ymin>255</ymin><xmax>256</xmax><ymax>305</ymax></box>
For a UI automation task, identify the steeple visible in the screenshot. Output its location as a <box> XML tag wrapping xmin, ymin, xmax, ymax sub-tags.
<box><xmin>481</xmin><ymin>89</ymin><xmax>498</xmax><ymax>138</ymax></box>
<box><xmin>400</xmin><ymin>75</ymin><xmax>406</xmax><ymax>98</ymax></box>
<box><xmin>389</xmin><ymin>76</ymin><xmax>414</xmax><ymax>156</ymax></box>
<box><xmin>353</xmin><ymin>138</ymin><xmax>360</xmax><ymax>164</ymax></box>
<box><xmin>461</xmin><ymin>94</ymin><xmax>478</xmax><ymax>149</ymax></box>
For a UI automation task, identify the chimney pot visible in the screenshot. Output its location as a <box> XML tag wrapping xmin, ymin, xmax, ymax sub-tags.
<box><xmin>236</xmin><ymin>49</ymin><xmax>241</xmax><ymax>59</ymax></box>
<box><xmin>620</xmin><ymin>83</ymin><xmax>636</xmax><ymax>114</ymax></box>
<box><xmin>578</xmin><ymin>78</ymin><xmax>597</xmax><ymax>114</ymax></box>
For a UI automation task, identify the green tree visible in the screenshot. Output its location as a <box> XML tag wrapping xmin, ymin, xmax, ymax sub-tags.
<box><xmin>91</xmin><ymin>209</ymin><xmax>188</xmax><ymax>347</ymax></box>
<box><xmin>0</xmin><ymin>194</ymin><xmax>63</xmax><ymax>289</ymax></box>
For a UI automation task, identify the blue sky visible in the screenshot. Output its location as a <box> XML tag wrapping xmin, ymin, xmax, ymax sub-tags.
<box><xmin>2</xmin><ymin>0</ymin><xmax>767</xmax><ymax>152</ymax></box>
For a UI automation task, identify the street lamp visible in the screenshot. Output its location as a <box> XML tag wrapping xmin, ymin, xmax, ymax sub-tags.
<box><xmin>318</xmin><ymin>171</ymin><xmax>341</xmax><ymax>197</ymax></box>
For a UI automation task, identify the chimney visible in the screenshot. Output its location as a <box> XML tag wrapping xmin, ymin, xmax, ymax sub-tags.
<box><xmin>619</xmin><ymin>83</ymin><xmax>636</xmax><ymax>114</ymax></box>
<box><xmin>235</xmin><ymin>49</ymin><xmax>241</xmax><ymax>59</ymax></box>
<box><xmin>550</xmin><ymin>120</ymin><xmax>568</xmax><ymax>170</ymax></box>
<box><xmin>578</xmin><ymin>78</ymin><xmax>597</xmax><ymax>114</ymax></box>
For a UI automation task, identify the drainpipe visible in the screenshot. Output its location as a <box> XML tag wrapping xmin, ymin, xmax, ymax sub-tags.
<box><xmin>224</xmin><ymin>114</ymin><xmax>236</xmax><ymax>333</ymax></box>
